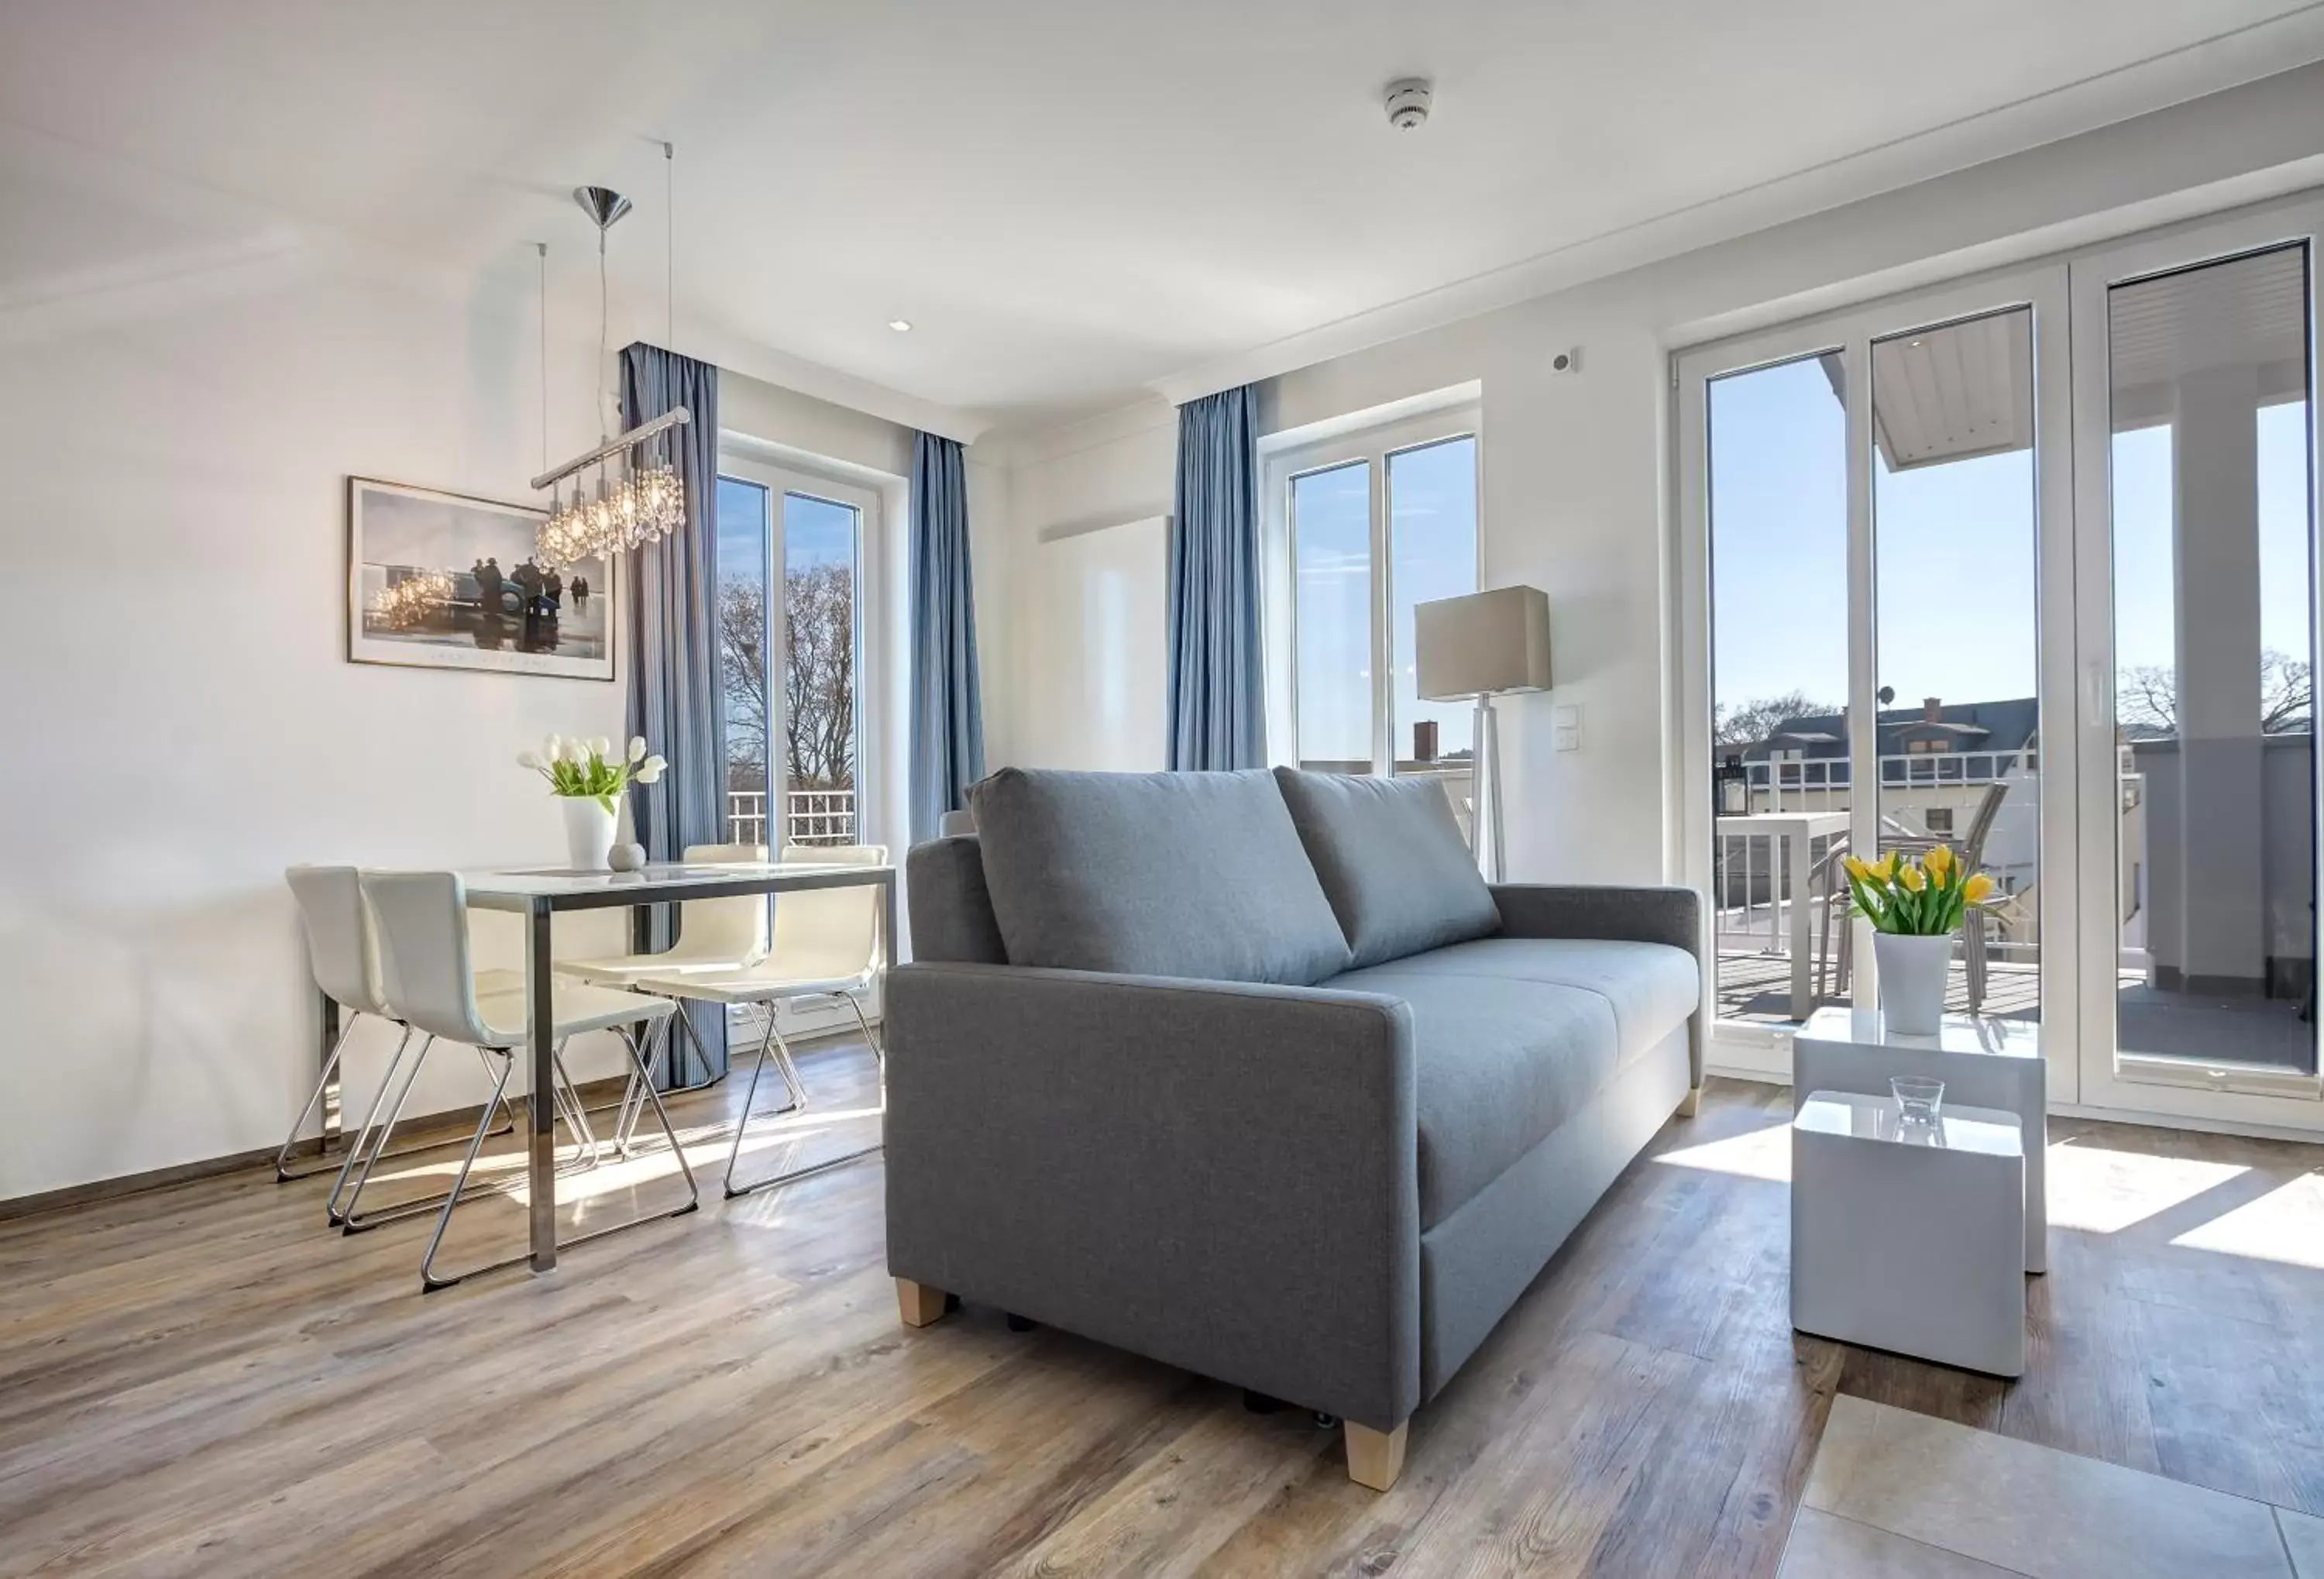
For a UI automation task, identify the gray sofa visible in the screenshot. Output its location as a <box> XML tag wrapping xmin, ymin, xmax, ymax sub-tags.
<box><xmin>885</xmin><ymin>766</ymin><xmax>1703</xmax><ymax>1491</ymax></box>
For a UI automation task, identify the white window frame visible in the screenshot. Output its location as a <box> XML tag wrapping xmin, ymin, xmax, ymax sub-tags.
<box><xmin>1671</xmin><ymin>267</ymin><xmax>2078</xmax><ymax>1103</ymax></box>
<box><xmin>718</xmin><ymin>456</ymin><xmax>882</xmax><ymax>855</ymax></box>
<box><xmin>2064</xmin><ymin>197</ymin><xmax>2324</xmax><ymax>1128</ymax></box>
<box><xmin>1671</xmin><ymin>187</ymin><xmax>2324</xmax><ymax>1137</ymax></box>
<box><xmin>1260</xmin><ymin>406</ymin><xmax>1483</xmax><ymax>775</ymax></box>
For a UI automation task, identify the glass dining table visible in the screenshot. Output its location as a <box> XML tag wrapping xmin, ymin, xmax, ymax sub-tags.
<box><xmin>314</xmin><ymin>860</ymin><xmax>898</xmax><ymax>1281</ymax></box>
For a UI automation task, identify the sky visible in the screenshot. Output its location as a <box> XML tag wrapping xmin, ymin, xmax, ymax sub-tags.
<box><xmin>716</xmin><ymin>476</ymin><xmax>857</xmax><ymax>588</ymax></box>
<box><xmin>1706</xmin><ymin>353</ymin><xmax>2313</xmax><ymax>724</ymax></box>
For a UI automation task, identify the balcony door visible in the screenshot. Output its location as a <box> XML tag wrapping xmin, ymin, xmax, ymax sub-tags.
<box><xmin>1676</xmin><ymin>269</ymin><xmax>2077</xmax><ymax>1100</ymax></box>
<box><xmin>2068</xmin><ymin>200</ymin><xmax>2324</xmax><ymax>1126</ymax></box>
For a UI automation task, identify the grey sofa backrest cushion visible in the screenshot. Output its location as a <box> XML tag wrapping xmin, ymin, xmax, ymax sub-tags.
<box><xmin>906</xmin><ymin>835</ymin><xmax>1007</xmax><ymax>964</ymax></box>
<box><xmin>1273</xmin><ymin>768</ymin><xmax>1502</xmax><ymax>968</ymax></box>
<box><xmin>969</xmin><ymin>766</ymin><xmax>1354</xmax><ymax>986</ymax></box>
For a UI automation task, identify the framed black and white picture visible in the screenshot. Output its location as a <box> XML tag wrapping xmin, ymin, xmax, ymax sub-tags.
<box><xmin>347</xmin><ymin>476</ymin><xmax>616</xmax><ymax>681</ymax></box>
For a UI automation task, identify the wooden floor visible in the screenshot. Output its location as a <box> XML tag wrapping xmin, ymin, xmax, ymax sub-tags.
<box><xmin>3</xmin><ymin>1040</ymin><xmax>2322</xmax><ymax>1577</ymax></box>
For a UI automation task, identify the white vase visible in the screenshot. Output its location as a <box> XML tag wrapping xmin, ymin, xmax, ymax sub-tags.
<box><xmin>561</xmin><ymin>794</ymin><xmax>620</xmax><ymax>872</ymax></box>
<box><xmin>1874</xmin><ymin>931</ymin><xmax>1956</xmax><ymax>1035</ymax></box>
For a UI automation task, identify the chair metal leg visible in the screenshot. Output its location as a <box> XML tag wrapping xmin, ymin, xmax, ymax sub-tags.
<box><xmin>277</xmin><ymin>1010</ymin><xmax>363</xmax><ymax>1182</ymax></box>
<box><xmin>336</xmin><ymin>1041</ymin><xmax>531</xmax><ymax>1232</ymax></box>
<box><xmin>724</xmin><ymin>992</ymin><xmax>884</xmax><ymax>1200</ymax></box>
<box><xmin>332</xmin><ymin>1032</ymin><xmax>433</xmax><ymax>1228</ymax></box>
<box><xmin>421</xmin><ymin>1019</ymin><xmax>696</xmax><ymax>1293</ymax></box>
<box><xmin>548</xmin><ymin>1041</ymin><xmax>600</xmax><ymax>1167</ymax></box>
<box><xmin>419</xmin><ymin>1050</ymin><xmax>517</xmax><ymax>1292</ymax></box>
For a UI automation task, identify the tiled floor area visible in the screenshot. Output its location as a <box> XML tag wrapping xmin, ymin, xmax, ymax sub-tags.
<box><xmin>1780</xmin><ymin>1396</ymin><xmax>2324</xmax><ymax>1578</ymax></box>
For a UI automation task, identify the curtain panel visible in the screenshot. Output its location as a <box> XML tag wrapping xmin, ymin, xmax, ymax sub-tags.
<box><xmin>620</xmin><ymin>342</ymin><xmax>727</xmax><ymax>1081</ymax></box>
<box><xmin>1167</xmin><ymin>384</ymin><xmax>1265</xmax><ymax>770</ymax></box>
<box><xmin>908</xmin><ymin>431</ymin><xmax>987</xmax><ymax>844</ymax></box>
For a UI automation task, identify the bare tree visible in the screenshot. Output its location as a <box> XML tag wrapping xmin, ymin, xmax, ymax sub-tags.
<box><xmin>718</xmin><ymin>579</ymin><xmax>768</xmax><ymax>793</ymax></box>
<box><xmin>1714</xmin><ymin>690</ymin><xmax>1838</xmax><ymax>748</ymax></box>
<box><xmin>2115</xmin><ymin>652</ymin><xmax>2312</xmax><ymax>738</ymax></box>
<box><xmin>2263</xmin><ymin>650</ymin><xmax>2313</xmax><ymax>735</ymax></box>
<box><xmin>784</xmin><ymin>562</ymin><xmax>855</xmax><ymax>790</ymax></box>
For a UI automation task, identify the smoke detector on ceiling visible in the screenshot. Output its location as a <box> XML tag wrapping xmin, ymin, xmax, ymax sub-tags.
<box><xmin>1385</xmin><ymin>79</ymin><xmax>1433</xmax><ymax>131</ymax></box>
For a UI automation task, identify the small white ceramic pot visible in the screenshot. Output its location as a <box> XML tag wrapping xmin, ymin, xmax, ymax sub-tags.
<box><xmin>1874</xmin><ymin>931</ymin><xmax>1955</xmax><ymax>1035</ymax></box>
<box><xmin>561</xmin><ymin>794</ymin><xmax>619</xmax><ymax>872</ymax></box>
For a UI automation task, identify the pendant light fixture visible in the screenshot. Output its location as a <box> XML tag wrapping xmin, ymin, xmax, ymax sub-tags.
<box><xmin>533</xmin><ymin>157</ymin><xmax>687</xmax><ymax>567</ymax></box>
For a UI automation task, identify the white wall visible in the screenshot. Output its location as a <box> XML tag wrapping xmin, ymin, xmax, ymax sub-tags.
<box><xmin>990</xmin><ymin>64</ymin><xmax>2324</xmax><ymax>887</ymax></box>
<box><xmin>0</xmin><ymin>170</ymin><xmax>1015</xmax><ymax>1200</ymax></box>
<box><xmin>0</xmin><ymin>222</ymin><xmax>650</xmax><ymax>1197</ymax></box>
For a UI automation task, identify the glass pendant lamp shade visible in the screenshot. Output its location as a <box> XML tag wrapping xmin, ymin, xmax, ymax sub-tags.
<box><xmin>531</xmin><ymin>178</ymin><xmax>689</xmax><ymax>568</ymax></box>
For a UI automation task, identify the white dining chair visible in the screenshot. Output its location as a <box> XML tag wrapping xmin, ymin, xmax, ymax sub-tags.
<box><xmin>360</xmin><ymin>869</ymin><xmax>696</xmax><ymax>1292</ymax></box>
<box><xmin>624</xmin><ymin>844</ymin><xmax>888</xmax><ymax>1199</ymax></box>
<box><xmin>279</xmin><ymin>865</ymin><xmax>518</xmax><ymax>1223</ymax></box>
<box><xmin>557</xmin><ymin>841</ymin><xmax>772</xmax><ymax>1090</ymax></box>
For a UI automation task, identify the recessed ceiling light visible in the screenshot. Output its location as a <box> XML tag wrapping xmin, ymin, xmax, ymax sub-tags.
<box><xmin>888</xmin><ymin>319</ymin><xmax>913</xmax><ymax>333</ymax></box>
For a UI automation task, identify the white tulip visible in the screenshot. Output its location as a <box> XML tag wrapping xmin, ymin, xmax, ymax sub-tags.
<box><xmin>541</xmin><ymin>734</ymin><xmax>562</xmax><ymax>763</ymax></box>
<box><xmin>635</xmin><ymin>757</ymin><xmax>665</xmax><ymax>784</ymax></box>
<box><xmin>627</xmin><ymin>736</ymin><xmax>648</xmax><ymax>763</ymax></box>
<box><xmin>517</xmin><ymin>750</ymin><xmax>541</xmax><ymax>770</ymax></box>
<box><xmin>561</xmin><ymin>738</ymin><xmax>588</xmax><ymax>763</ymax></box>
<box><xmin>589</xmin><ymin>736</ymin><xmax>610</xmax><ymax>759</ymax></box>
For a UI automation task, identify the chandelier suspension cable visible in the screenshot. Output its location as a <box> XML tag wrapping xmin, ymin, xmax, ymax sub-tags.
<box><xmin>664</xmin><ymin>140</ymin><xmax>674</xmax><ymax>353</ymax></box>
<box><xmin>536</xmin><ymin>242</ymin><xmax>548</xmax><ymax>476</ymax></box>
<box><xmin>533</xmin><ymin>181</ymin><xmax>687</xmax><ymax>566</ymax></box>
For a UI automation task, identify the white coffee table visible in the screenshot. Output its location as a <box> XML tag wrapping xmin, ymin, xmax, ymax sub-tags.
<box><xmin>1793</xmin><ymin>1006</ymin><xmax>2047</xmax><ymax>1273</ymax></box>
<box><xmin>1791</xmin><ymin>1089</ymin><xmax>2027</xmax><ymax>1378</ymax></box>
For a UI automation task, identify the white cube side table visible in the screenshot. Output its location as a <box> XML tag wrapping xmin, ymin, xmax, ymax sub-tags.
<box><xmin>1793</xmin><ymin>1006</ymin><xmax>2047</xmax><ymax>1273</ymax></box>
<box><xmin>1791</xmin><ymin>1090</ymin><xmax>2027</xmax><ymax>1378</ymax></box>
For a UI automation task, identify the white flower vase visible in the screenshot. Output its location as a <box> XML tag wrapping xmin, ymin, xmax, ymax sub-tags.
<box><xmin>1874</xmin><ymin>931</ymin><xmax>1955</xmax><ymax>1035</ymax></box>
<box><xmin>561</xmin><ymin>794</ymin><xmax>620</xmax><ymax>872</ymax></box>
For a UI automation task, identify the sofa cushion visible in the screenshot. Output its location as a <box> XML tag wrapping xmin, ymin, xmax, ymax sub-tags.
<box><xmin>1328</xmin><ymin>937</ymin><xmax>1700</xmax><ymax>1226</ymax></box>
<box><xmin>1273</xmin><ymin>768</ymin><xmax>1502</xmax><ymax>968</ymax></box>
<box><xmin>1352</xmin><ymin>937</ymin><xmax>1699</xmax><ymax>1060</ymax></box>
<box><xmin>969</xmin><ymin>766</ymin><xmax>1353</xmax><ymax>986</ymax></box>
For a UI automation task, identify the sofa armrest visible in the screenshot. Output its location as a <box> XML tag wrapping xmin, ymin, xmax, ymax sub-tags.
<box><xmin>1490</xmin><ymin>882</ymin><xmax>1701</xmax><ymax>955</ymax></box>
<box><xmin>885</xmin><ymin>961</ymin><xmax>1420</xmax><ymax>1430</ymax></box>
<box><xmin>1491</xmin><ymin>883</ymin><xmax>1706</xmax><ymax>1091</ymax></box>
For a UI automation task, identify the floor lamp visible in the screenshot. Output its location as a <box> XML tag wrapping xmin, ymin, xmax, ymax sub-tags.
<box><xmin>1415</xmin><ymin>586</ymin><xmax>1552</xmax><ymax>882</ymax></box>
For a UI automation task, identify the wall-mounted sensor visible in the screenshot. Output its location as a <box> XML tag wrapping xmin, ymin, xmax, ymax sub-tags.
<box><xmin>1550</xmin><ymin>347</ymin><xmax>1582</xmax><ymax>374</ymax></box>
<box><xmin>1385</xmin><ymin>79</ymin><xmax>1433</xmax><ymax>130</ymax></box>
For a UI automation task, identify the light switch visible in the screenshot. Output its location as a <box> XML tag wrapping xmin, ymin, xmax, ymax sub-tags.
<box><xmin>1553</xmin><ymin>703</ymin><xmax>1581</xmax><ymax>752</ymax></box>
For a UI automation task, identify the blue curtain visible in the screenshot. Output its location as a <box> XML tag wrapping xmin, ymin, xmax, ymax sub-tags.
<box><xmin>621</xmin><ymin>342</ymin><xmax>727</xmax><ymax>1080</ymax></box>
<box><xmin>1167</xmin><ymin>384</ymin><xmax>1265</xmax><ymax>769</ymax></box>
<box><xmin>909</xmin><ymin>431</ymin><xmax>986</xmax><ymax>844</ymax></box>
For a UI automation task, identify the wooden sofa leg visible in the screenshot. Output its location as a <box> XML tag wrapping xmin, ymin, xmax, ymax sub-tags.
<box><xmin>895</xmin><ymin>1278</ymin><xmax>949</xmax><ymax>1328</ymax></box>
<box><xmin>1344</xmin><ymin>1420</ymin><xmax>1409</xmax><ymax>1491</ymax></box>
<box><xmin>1676</xmin><ymin>1085</ymin><xmax>1703</xmax><ymax>1119</ymax></box>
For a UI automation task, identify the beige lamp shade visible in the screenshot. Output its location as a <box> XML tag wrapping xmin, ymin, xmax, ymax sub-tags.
<box><xmin>1415</xmin><ymin>586</ymin><xmax>1552</xmax><ymax>700</ymax></box>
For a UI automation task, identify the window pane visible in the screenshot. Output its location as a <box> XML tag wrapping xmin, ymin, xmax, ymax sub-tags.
<box><xmin>782</xmin><ymin>491</ymin><xmax>860</xmax><ymax>846</ymax></box>
<box><xmin>1872</xmin><ymin>308</ymin><xmax>2041</xmax><ymax>1025</ymax></box>
<box><xmin>716</xmin><ymin>477</ymin><xmax>771</xmax><ymax>845</ymax></box>
<box><xmin>2107</xmin><ymin>244</ymin><xmax>2315</xmax><ymax>1072</ymax></box>
<box><xmin>1390</xmin><ymin>436</ymin><xmax>1479</xmax><ymax>814</ymax></box>
<box><xmin>1294</xmin><ymin>461</ymin><xmax>1373</xmax><ymax>772</ymax></box>
<box><xmin>1708</xmin><ymin>353</ymin><xmax>1851</xmax><ymax>1022</ymax></box>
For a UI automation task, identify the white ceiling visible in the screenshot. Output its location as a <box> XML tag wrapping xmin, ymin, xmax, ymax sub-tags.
<box><xmin>5</xmin><ymin>1</ymin><xmax>2324</xmax><ymax>435</ymax></box>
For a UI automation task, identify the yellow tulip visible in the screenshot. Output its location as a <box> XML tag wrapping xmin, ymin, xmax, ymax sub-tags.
<box><xmin>1843</xmin><ymin>855</ymin><xmax>1870</xmax><ymax>882</ymax></box>
<box><xmin>1898</xmin><ymin>864</ymin><xmax>1926</xmax><ymax>892</ymax></box>
<box><xmin>1924</xmin><ymin>844</ymin><xmax>1954</xmax><ymax>879</ymax></box>
<box><xmin>1871</xmin><ymin>852</ymin><xmax>1898</xmax><ymax>881</ymax></box>
<box><xmin>1963</xmin><ymin>872</ymin><xmax>1996</xmax><ymax>903</ymax></box>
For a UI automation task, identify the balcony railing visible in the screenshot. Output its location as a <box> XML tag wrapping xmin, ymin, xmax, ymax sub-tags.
<box><xmin>726</xmin><ymin>787</ymin><xmax>857</xmax><ymax>847</ymax></box>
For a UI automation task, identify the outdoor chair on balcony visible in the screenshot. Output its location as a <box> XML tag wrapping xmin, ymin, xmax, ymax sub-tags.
<box><xmin>1814</xmin><ymin>781</ymin><xmax>2010</xmax><ymax>1013</ymax></box>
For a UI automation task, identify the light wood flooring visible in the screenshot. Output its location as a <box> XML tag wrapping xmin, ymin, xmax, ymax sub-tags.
<box><xmin>2</xmin><ymin>1039</ymin><xmax>2320</xmax><ymax>1577</ymax></box>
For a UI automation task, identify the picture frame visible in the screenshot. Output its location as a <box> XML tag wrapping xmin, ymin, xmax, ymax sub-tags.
<box><xmin>346</xmin><ymin>476</ymin><xmax>617</xmax><ymax>682</ymax></box>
